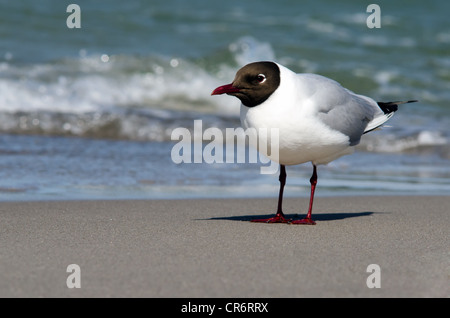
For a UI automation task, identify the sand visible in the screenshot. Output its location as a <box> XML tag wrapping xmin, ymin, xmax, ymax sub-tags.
<box><xmin>0</xmin><ymin>196</ymin><xmax>448</xmax><ymax>298</ymax></box>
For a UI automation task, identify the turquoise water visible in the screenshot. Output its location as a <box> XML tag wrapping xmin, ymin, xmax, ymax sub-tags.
<box><xmin>0</xmin><ymin>0</ymin><xmax>449</xmax><ymax>200</ymax></box>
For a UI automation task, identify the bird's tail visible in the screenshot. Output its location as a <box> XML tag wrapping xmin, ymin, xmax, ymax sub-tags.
<box><xmin>364</xmin><ymin>100</ymin><xmax>417</xmax><ymax>134</ymax></box>
<box><xmin>377</xmin><ymin>100</ymin><xmax>418</xmax><ymax>114</ymax></box>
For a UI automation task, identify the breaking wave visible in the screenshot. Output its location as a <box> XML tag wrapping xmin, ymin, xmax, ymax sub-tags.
<box><xmin>0</xmin><ymin>36</ymin><xmax>448</xmax><ymax>157</ymax></box>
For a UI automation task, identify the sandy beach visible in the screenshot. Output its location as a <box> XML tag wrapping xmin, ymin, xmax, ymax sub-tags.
<box><xmin>0</xmin><ymin>195</ymin><xmax>448</xmax><ymax>298</ymax></box>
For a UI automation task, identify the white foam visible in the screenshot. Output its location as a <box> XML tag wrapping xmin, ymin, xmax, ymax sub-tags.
<box><xmin>362</xmin><ymin>130</ymin><xmax>447</xmax><ymax>153</ymax></box>
<box><xmin>229</xmin><ymin>36</ymin><xmax>276</xmax><ymax>65</ymax></box>
<box><xmin>0</xmin><ymin>54</ymin><xmax>241</xmax><ymax>116</ymax></box>
<box><xmin>306</xmin><ymin>18</ymin><xmax>350</xmax><ymax>40</ymax></box>
<box><xmin>0</xmin><ymin>37</ymin><xmax>277</xmax><ymax>118</ymax></box>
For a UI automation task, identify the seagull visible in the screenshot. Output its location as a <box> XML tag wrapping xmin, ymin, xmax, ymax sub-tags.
<box><xmin>212</xmin><ymin>61</ymin><xmax>416</xmax><ymax>225</ymax></box>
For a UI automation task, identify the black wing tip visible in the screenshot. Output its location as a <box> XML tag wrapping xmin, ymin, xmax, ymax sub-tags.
<box><xmin>377</xmin><ymin>100</ymin><xmax>418</xmax><ymax>114</ymax></box>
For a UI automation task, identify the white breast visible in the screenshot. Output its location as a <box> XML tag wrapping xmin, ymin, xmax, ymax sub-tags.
<box><xmin>240</xmin><ymin>63</ymin><xmax>354</xmax><ymax>165</ymax></box>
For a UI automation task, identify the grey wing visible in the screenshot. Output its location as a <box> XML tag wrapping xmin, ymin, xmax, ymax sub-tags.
<box><xmin>317</xmin><ymin>93</ymin><xmax>377</xmax><ymax>146</ymax></box>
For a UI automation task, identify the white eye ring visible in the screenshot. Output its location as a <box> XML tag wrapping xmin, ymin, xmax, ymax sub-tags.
<box><xmin>257</xmin><ymin>74</ymin><xmax>266</xmax><ymax>83</ymax></box>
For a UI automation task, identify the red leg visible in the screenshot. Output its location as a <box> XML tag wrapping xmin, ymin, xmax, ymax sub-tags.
<box><xmin>291</xmin><ymin>164</ymin><xmax>317</xmax><ymax>225</ymax></box>
<box><xmin>251</xmin><ymin>165</ymin><xmax>291</xmax><ymax>223</ymax></box>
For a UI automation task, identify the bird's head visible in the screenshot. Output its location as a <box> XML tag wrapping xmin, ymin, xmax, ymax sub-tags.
<box><xmin>211</xmin><ymin>61</ymin><xmax>280</xmax><ymax>107</ymax></box>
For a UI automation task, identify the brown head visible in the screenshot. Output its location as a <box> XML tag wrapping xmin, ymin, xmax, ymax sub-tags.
<box><xmin>211</xmin><ymin>61</ymin><xmax>281</xmax><ymax>107</ymax></box>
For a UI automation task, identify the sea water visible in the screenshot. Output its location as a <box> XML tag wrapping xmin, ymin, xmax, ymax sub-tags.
<box><xmin>0</xmin><ymin>0</ymin><xmax>449</xmax><ymax>200</ymax></box>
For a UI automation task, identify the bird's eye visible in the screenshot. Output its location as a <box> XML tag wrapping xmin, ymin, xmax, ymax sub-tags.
<box><xmin>256</xmin><ymin>74</ymin><xmax>266</xmax><ymax>83</ymax></box>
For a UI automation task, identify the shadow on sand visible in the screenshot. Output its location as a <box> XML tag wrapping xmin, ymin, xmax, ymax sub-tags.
<box><xmin>199</xmin><ymin>211</ymin><xmax>377</xmax><ymax>223</ymax></box>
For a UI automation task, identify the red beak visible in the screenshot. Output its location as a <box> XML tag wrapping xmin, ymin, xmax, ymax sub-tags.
<box><xmin>211</xmin><ymin>83</ymin><xmax>241</xmax><ymax>96</ymax></box>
